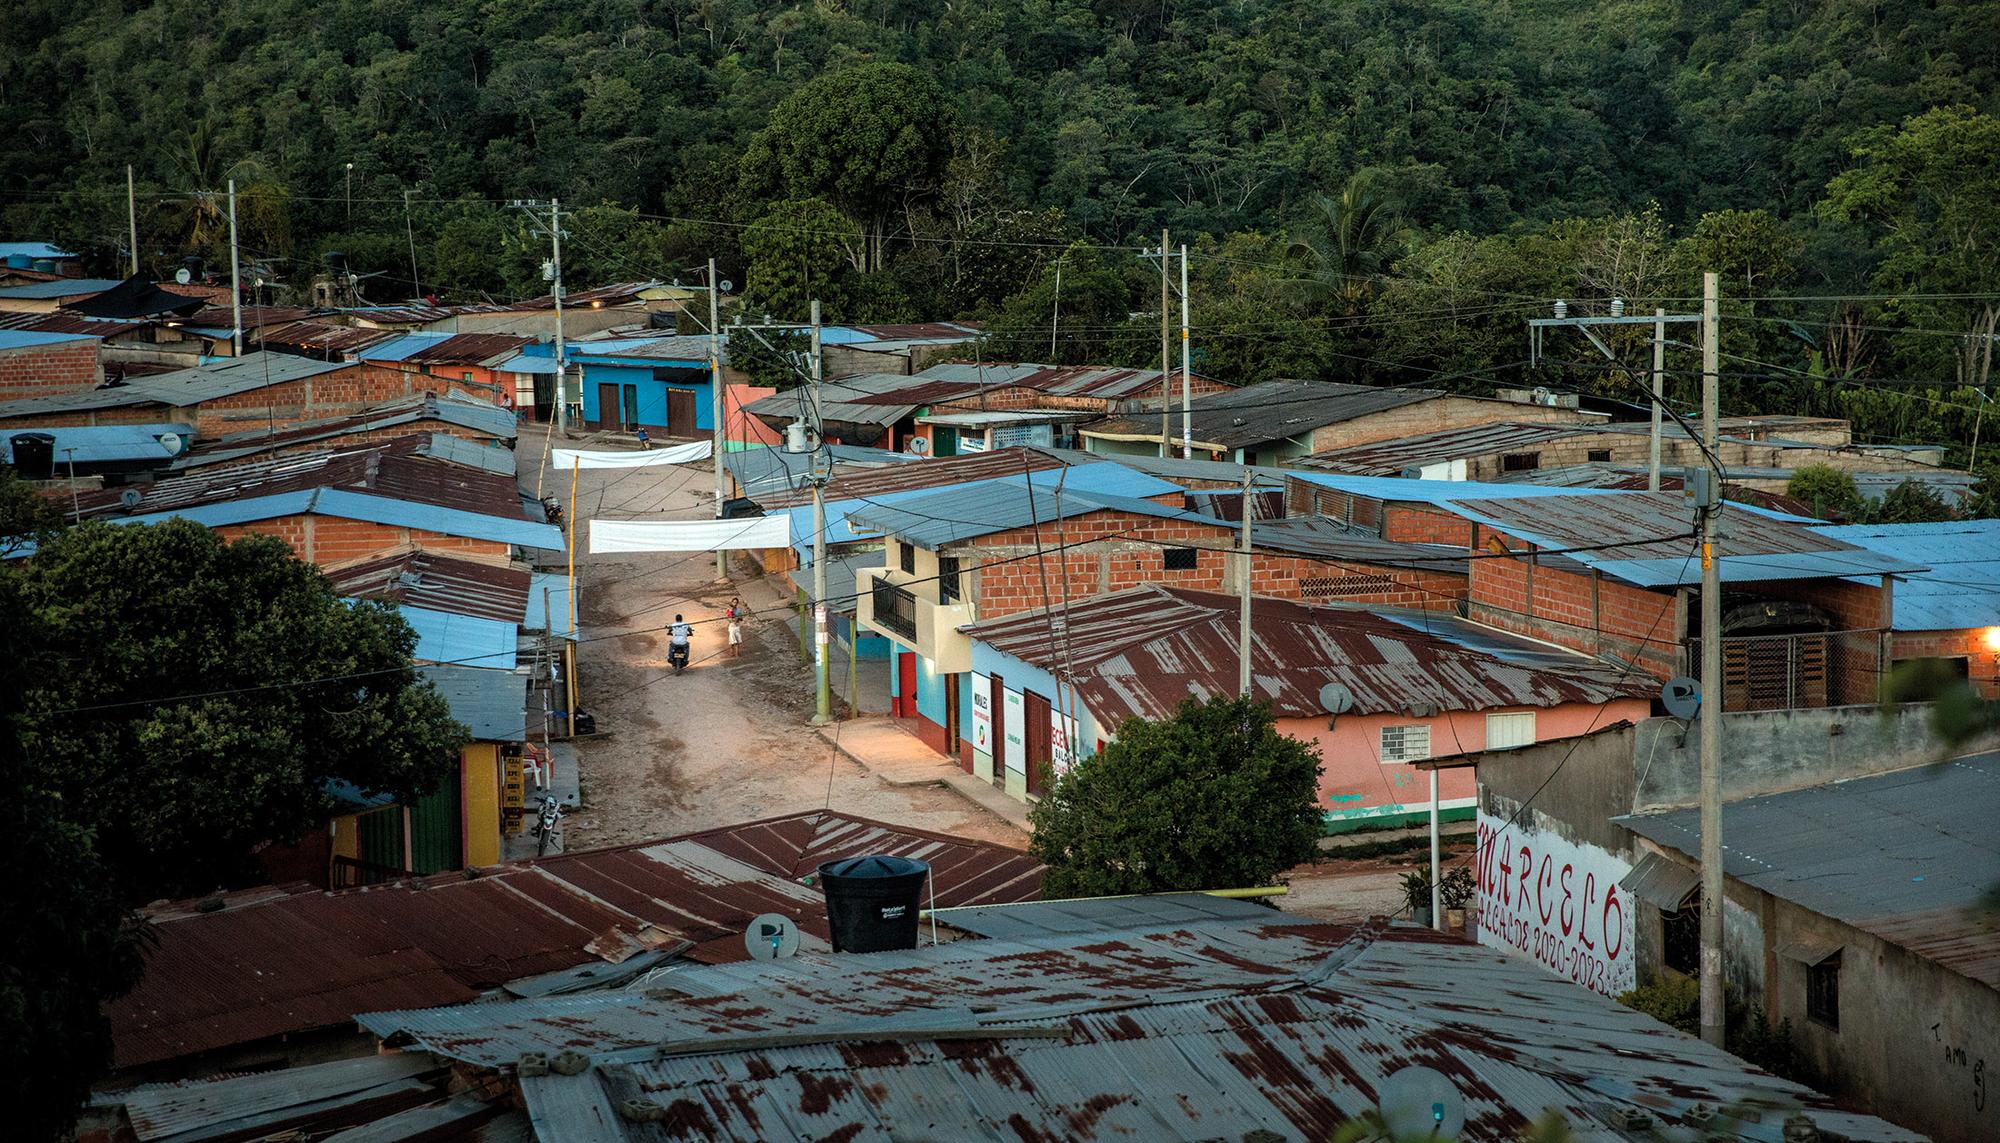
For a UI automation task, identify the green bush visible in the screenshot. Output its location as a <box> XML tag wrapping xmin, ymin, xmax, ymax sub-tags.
<box><xmin>1619</xmin><ymin>975</ymin><xmax>1809</xmax><ymax>1083</ymax></box>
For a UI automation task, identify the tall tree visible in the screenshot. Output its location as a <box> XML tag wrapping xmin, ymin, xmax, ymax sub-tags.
<box><xmin>15</xmin><ymin>521</ymin><xmax>468</xmax><ymax>900</ymax></box>
<box><xmin>1029</xmin><ymin>697</ymin><xmax>1324</xmax><ymax>898</ymax></box>
<box><xmin>1292</xmin><ymin>173</ymin><xmax>1410</xmax><ymax>313</ymax></box>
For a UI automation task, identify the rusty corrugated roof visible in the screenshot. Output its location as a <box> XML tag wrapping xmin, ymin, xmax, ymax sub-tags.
<box><xmin>109</xmin><ymin>811</ymin><xmax>1042</xmax><ymax>1071</ymax></box>
<box><xmin>323</xmin><ymin>549</ymin><xmax>532</xmax><ymax>622</ymax></box>
<box><xmin>385</xmin><ymin>332</ymin><xmax>535</xmax><ymax>366</ymax></box>
<box><xmin>963</xmin><ymin>584</ymin><xmax>1646</xmax><ymax>721</ymax></box>
<box><xmin>751</xmin><ymin>446</ymin><xmax>1070</xmax><ymax>510</ymax></box>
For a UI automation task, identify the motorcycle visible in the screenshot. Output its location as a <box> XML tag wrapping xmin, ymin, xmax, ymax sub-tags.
<box><xmin>668</xmin><ymin>641</ymin><xmax>690</xmax><ymax>674</ymax></box>
<box><xmin>531</xmin><ymin>794</ymin><xmax>566</xmax><ymax>857</ymax></box>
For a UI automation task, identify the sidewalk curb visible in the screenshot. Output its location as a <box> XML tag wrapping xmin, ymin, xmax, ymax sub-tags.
<box><xmin>815</xmin><ymin>724</ymin><xmax>1033</xmax><ymax>834</ymax></box>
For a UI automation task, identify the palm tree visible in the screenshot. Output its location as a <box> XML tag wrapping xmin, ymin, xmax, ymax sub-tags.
<box><xmin>1292</xmin><ymin>173</ymin><xmax>1408</xmax><ymax>313</ymax></box>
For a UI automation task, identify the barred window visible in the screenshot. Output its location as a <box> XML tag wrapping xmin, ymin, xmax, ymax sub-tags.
<box><xmin>1379</xmin><ymin>725</ymin><xmax>1431</xmax><ymax>763</ymax></box>
<box><xmin>1807</xmin><ymin>957</ymin><xmax>1840</xmax><ymax>1030</ymax></box>
<box><xmin>1301</xmin><ymin>573</ymin><xmax>1396</xmax><ymax>599</ymax></box>
<box><xmin>938</xmin><ymin>555</ymin><xmax>961</xmax><ymax>602</ymax></box>
<box><xmin>899</xmin><ymin>543</ymin><xmax>916</xmax><ymax>575</ymax></box>
<box><xmin>1162</xmin><ymin>547</ymin><xmax>1199</xmax><ymax>570</ymax></box>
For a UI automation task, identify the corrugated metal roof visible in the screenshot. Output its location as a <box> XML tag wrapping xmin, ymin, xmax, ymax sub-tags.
<box><xmin>0</xmin><ymin>422</ymin><xmax>191</xmax><ymax>465</ymax></box>
<box><xmin>1813</xmin><ymin>518</ymin><xmax>2000</xmax><ymax>630</ymax></box>
<box><xmin>965</xmin><ymin>585</ymin><xmax>1646</xmax><ymax>722</ymax></box>
<box><xmin>1252</xmin><ymin>516</ymin><xmax>1471</xmax><ymax>572</ymax></box>
<box><xmin>109</xmin><ymin>812</ymin><xmax>1041</xmax><ymax>1070</ymax></box>
<box><xmin>0</xmin><ymin>328</ymin><xmax>93</xmax><ymax>350</ymax></box>
<box><xmin>513</xmin><ymin>281</ymin><xmax>663</xmax><ymax>310</ymax></box>
<box><xmin>326</xmin><ymin>549</ymin><xmax>532</xmax><ymax>623</ymax></box>
<box><xmin>421</xmin><ymin>663</ymin><xmax>528</xmax><ymax>739</ymax></box>
<box><xmin>845</xmin><ymin>473</ymin><xmax>1203</xmax><ymax>548</ymax></box>
<box><xmin>0</xmin><ymin>276</ymin><xmax>122</xmax><ymax>298</ymax></box>
<box><xmin>1618</xmin><ymin>754</ymin><xmax>2000</xmax><ymax>990</ymax></box>
<box><xmin>367</xmin><ymin>912</ymin><xmax>1917</xmax><ymax>1142</ymax></box>
<box><xmin>0</xmin><ymin>309</ymin><xmax>151</xmax><ymax>337</ymax></box>
<box><xmin>1618</xmin><ymin>851</ymin><xmax>1701</xmax><ymax>910</ymax></box>
<box><xmin>91</xmin><ymin>486</ymin><xmax>563</xmax><ymax>552</ymax></box>
<box><xmin>742</xmin><ymin>373</ymin><xmax>990</xmax><ymax>428</ymax></box>
<box><xmin>933</xmin><ymin>892</ymin><xmax>1280</xmax><ymax>939</ymax></box>
<box><xmin>181</xmin><ymin>393</ymin><xmax>517</xmax><ymax>468</ymax></box>
<box><xmin>253</xmin><ymin>318</ymin><xmax>401</xmax><ymax>355</ymax></box>
<box><xmin>0</xmin><ymin>241</ymin><xmax>77</xmax><ymax>259</ymax></box>
<box><xmin>1300</xmin><ymin>421</ymin><xmax>1594</xmax><ymax>474</ymax></box>
<box><xmin>1084</xmin><ymin>380</ymin><xmax>1440</xmax><ymax>450</ymax></box>
<box><xmin>724</xmin><ymin>442</ymin><xmax>917</xmax><ymax>500</ymax></box>
<box><xmin>526</xmin><ymin>572</ymin><xmax>576</xmax><ymax>639</ymax></box>
<box><xmin>364</xmin><ymin>332</ymin><xmax>536</xmax><ymax>366</ymax></box>
<box><xmin>390</xmin><ymin>605</ymin><xmax>520</xmax><ymax>669</ymax></box>
<box><xmin>752</xmin><ymin>446</ymin><xmax>1072</xmax><ymax>510</ymax></box>
<box><xmin>423</xmin><ymin>431</ymin><xmax>518</xmax><ymax>475</ymax></box>
<box><xmin>111</xmin><ymin>1053</ymin><xmax>439</xmax><ymax>1141</ymax></box>
<box><xmin>190</xmin><ymin>304</ymin><xmax>320</xmax><ymax>329</ymax></box>
<box><xmin>1446</xmin><ymin>492</ymin><xmax>1924</xmax><ymax>587</ymax></box>
<box><xmin>0</xmin><ymin>351</ymin><xmax>352</xmax><ymax>417</ymax></box>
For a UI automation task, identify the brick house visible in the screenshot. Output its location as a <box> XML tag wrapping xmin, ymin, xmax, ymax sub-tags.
<box><xmin>0</xmin><ymin>329</ymin><xmax>101</xmax><ymax>397</ymax></box>
<box><xmin>0</xmin><ymin>352</ymin><xmax>505</xmax><ymax>437</ymax></box>
<box><xmin>961</xmin><ymin>585</ymin><xmax>1654</xmax><ymax>815</ymax></box>
<box><xmin>358</xmin><ymin>332</ymin><xmax>536</xmax><ymax>415</ymax></box>
<box><xmin>1811</xmin><ymin>520</ymin><xmax>2000</xmax><ymax>698</ymax></box>
<box><xmin>65</xmin><ymin>434</ymin><xmax>563</xmax><ymax>568</ymax></box>
<box><xmin>176</xmin><ymin>391</ymin><xmax>517</xmax><ymax>470</ymax></box>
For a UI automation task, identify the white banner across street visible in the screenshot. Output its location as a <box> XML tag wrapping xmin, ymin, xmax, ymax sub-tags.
<box><xmin>553</xmin><ymin>440</ymin><xmax>712</xmax><ymax>469</ymax></box>
<box><xmin>589</xmin><ymin>515</ymin><xmax>790</xmax><ymax>553</ymax></box>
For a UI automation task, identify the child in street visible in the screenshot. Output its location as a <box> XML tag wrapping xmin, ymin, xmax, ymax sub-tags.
<box><xmin>726</xmin><ymin>596</ymin><xmax>745</xmax><ymax>657</ymax></box>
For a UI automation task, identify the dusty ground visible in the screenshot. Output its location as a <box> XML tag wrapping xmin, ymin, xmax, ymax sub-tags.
<box><xmin>523</xmin><ymin>426</ymin><xmax>1027</xmax><ymax>852</ymax></box>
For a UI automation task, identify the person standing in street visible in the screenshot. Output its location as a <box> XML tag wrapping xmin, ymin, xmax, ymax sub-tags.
<box><xmin>726</xmin><ymin>596</ymin><xmax>745</xmax><ymax>658</ymax></box>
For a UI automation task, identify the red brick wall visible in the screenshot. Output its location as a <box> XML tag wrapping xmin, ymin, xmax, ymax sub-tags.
<box><xmin>1382</xmin><ymin>505</ymin><xmax>1483</xmax><ymax>546</ymax></box>
<box><xmin>0</xmin><ymin>340</ymin><xmax>100</xmax><ymax>398</ymax></box>
<box><xmin>213</xmin><ymin>515</ymin><xmax>511</xmax><ymax>567</ymax></box>
<box><xmin>1250</xmin><ymin>553</ymin><xmax>1466</xmax><ymax>610</ymax></box>
<box><xmin>1747</xmin><ymin>575</ymin><xmax>1889</xmax><ymax>632</ymax></box>
<box><xmin>1891</xmin><ymin>629</ymin><xmax>2000</xmax><ymax>698</ymax></box>
<box><xmin>1469</xmin><ymin>554</ymin><xmax>1684</xmax><ymax>680</ymax></box>
<box><xmin>179</xmin><ymin>364</ymin><xmax>501</xmax><ymax>436</ymax></box>
<box><xmin>968</xmin><ymin>512</ymin><xmax>1236</xmax><ymax>618</ymax></box>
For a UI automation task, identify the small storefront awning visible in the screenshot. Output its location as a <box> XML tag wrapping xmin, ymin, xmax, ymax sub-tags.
<box><xmin>1619</xmin><ymin>851</ymin><xmax>1701</xmax><ymax>911</ymax></box>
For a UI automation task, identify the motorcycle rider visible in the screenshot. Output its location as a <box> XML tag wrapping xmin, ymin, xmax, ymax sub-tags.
<box><xmin>666</xmin><ymin>613</ymin><xmax>693</xmax><ymax>672</ymax></box>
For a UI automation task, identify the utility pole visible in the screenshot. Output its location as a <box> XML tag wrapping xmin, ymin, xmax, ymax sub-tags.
<box><xmin>1698</xmin><ymin>270</ymin><xmax>1725</xmax><ymax>1049</ymax></box>
<box><xmin>1049</xmin><ymin>259</ymin><xmax>1062</xmax><ymax>361</ymax></box>
<box><xmin>708</xmin><ymin>257</ymin><xmax>727</xmax><ymax>579</ymax></box>
<box><xmin>809</xmin><ymin>300</ymin><xmax>833</xmax><ymax>725</ymax></box>
<box><xmin>1158</xmin><ymin>228</ymin><xmax>1171</xmax><ymax>459</ymax></box>
<box><xmin>345</xmin><ymin>163</ymin><xmax>354</xmax><ymax>222</ymax></box>
<box><xmin>226</xmin><ymin>179</ymin><xmax>242</xmax><ymax>357</ymax></box>
<box><xmin>1237</xmin><ymin>468</ymin><xmax>1253</xmax><ymax>698</ymax></box>
<box><xmin>1178</xmin><ymin>243</ymin><xmax>1191</xmax><ymax>460</ymax></box>
<box><xmin>1649</xmin><ymin>307</ymin><xmax>1667</xmax><ymax>491</ymax></box>
<box><xmin>404</xmin><ymin>190</ymin><xmax>421</xmax><ymax>300</ymax></box>
<box><xmin>125</xmin><ymin>165</ymin><xmax>139</xmax><ymax>276</ymax></box>
<box><xmin>550</xmin><ymin>198</ymin><xmax>568</xmax><ymax>435</ymax></box>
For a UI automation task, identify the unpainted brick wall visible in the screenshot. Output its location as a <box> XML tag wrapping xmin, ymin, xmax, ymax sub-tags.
<box><xmin>0</xmin><ymin>340</ymin><xmax>101</xmax><ymax>398</ymax></box>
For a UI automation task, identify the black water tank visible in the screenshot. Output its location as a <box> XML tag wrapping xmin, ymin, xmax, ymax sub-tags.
<box><xmin>9</xmin><ymin>432</ymin><xmax>55</xmax><ymax>480</ymax></box>
<box><xmin>817</xmin><ymin>855</ymin><xmax>930</xmax><ymax>953</ymax></box>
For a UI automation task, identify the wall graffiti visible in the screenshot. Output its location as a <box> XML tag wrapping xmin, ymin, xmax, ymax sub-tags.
<box><xmin>1475</xmin><ymin>810</ymin><xmax>1636</xmax><ymax>997</ymax></box>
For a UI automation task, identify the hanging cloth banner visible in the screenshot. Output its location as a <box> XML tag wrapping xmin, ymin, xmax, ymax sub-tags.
<box><xmin>589</xmin><ymin>515</ymin><xmax>790</xmax><ymax>553</ymax></box>
<box><xmin>553</xmin><ymin>440</ymin><xmax>712</xmax><ymax>469</ymax></box>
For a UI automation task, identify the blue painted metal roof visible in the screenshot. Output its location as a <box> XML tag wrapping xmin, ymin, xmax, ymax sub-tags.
<box><xmin>0</xmin><ymin>329</ymin><xmax>94</xmax><ymax>350</ymax></box>
<box><xmin>848</xmin><ymin>474</ymin><xmax>1207</xmax><ymax>549</ymax></box>
<box><xmin>494</xmin><ymin>351</ymin><xmax>559</xmax><ymax>374</ymax></box>
<box><xmin>1813</xmin><ymin>519</ymin><xmax>2000</xmax><ymax>630</ymax></box>
<box><xmin>0</xmin><ymin>277</ymin><xmax>123</xmax><ymax>299</ymax></box>
<box><xmin>1</xmin><ymin>423</ymin><xmax>192</xmax><ymax>465</ymax></box>
<box><xmin>0</xmin><ymin>242</ymin><xmax>78</xmax><ymax>260</ymax></box>
<box><xmin>419</xmin><ymin>664</ymin><xmax>528</xmax><ymax>741</ymax></box>
<box><xmin>356</xmin><ymin>332</ymin><xmax>451</xmax><ymax>362</ymax></box>
<box><xmin>383</xmin><ymin>602</ymin><xmax>520</xmax><ymax>670</ymax></box>
<box><xmin>108</xmin><ymin>488</ymin><xmax>564</xmax><ymax>551</ymax></box>
<box><xmin>526</xmin><ymin>573</ymin><xmax>576</xmax><ymax>640</ymax></box>
<box><xmin>1283</xmin><ymin>469</ymin><xmax>1631</xmax><ymax>505</ymax></box>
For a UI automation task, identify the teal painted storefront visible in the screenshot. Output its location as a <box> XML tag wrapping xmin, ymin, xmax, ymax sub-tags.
<box><xmin>572</xmin><ymin>356</ymin><xmax>713</xmax><ymax>435</ymax></box>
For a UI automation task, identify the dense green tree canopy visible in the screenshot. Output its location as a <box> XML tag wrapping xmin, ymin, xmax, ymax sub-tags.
<box><xmin>1028</xmin><ymin>696</ymin><xmax>1324</xmax><ymax>898</ymax></box>
<box><xmin>15</xmin><ymin>520</ymin><xmax>468</xmax><ymax>899</ymax></box>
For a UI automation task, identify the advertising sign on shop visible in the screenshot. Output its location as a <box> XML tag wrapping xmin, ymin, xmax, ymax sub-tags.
<box><xmin>970</xmin><ymin>673</ymin><xmax>992</xmax><ymax>751</ymax></box>
<box><xmin>1475</xmin><ymin>809</ymin><xmax>1635</xmax><ymax>997</ymax></box>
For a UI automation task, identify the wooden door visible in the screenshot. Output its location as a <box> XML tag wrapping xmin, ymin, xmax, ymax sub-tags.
<box><xmin>665</xmin><ymin>387</ymin><xmax>697</xmax><ymax>437</ymax></box>
<box><xmin>595</xmin><ymin>383</ymin><xmax>620</xmax><ymax>430</ymax></box>
<box><xmin>897</xmin><ymin>652</ymin><xmax>918</xmax><ymax>718</ymax></box>
<box><xmin>989</xmin><ymin>673</ymin><xmax>1006</xmax><ymax>787</ymax></box>
<box><xmin>1023</xmin><ymin>690</ymin><xmax>1052</xmax><ymax>796</ymax></box>
<box><xmin>945</xmin><ymin>674</ymin><xmax>966</xmax><ymax>771</ymax></box>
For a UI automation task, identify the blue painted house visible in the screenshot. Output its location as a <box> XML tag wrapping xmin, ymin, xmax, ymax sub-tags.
<box><xmin>569</xmin><ymin>335</ymin><xmax>719</xmax><ymax>436</ymax></box>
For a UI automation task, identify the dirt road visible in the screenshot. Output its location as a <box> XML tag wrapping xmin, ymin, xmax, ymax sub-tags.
<box><xmin>524</xmin><ymin>426</ymin><xmax>1026</xmax><ymax>852</ymax></box>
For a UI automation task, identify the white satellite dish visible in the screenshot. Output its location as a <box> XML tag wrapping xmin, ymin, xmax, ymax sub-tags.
<box><xmin>118</xmin><ymin>488</ymin><xmax>144</xmax><ymax>510</ymax></box>
<box><xmin>1378</xmin><ymin>1066</ymin><xmax>1465</xmax><ymax>1140</ymax></box>
<box><xmin>744</xmin><ymin>913</ymin><xmax>800</xmax><ymax>961</ymax></box>
<box><xmin>174</xmin><ymin>268</ymin><xmax>192</xmax><ymax>285</ymax></box>
<box><xmin>907</xmin><ymin>437</ymin><xmax>931</xmax><ymax>456</ymax></box>
<box><xmin>157</xmin><ymin>433</ymin><xmax>185</xmax><ymax>456</ymax></box>
<box><xmin>1318</xmin><ymin>682</ymin><xmax>1355</xmax><ymax>715</ymax></box>
<box><xmin>718</xmin><ymin>280</ymin><xmax>734</xmax><ymax>294</ymax></box>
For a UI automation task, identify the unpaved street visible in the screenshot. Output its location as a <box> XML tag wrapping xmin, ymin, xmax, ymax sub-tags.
<box><xmin>523</xmin><ymin>426</ymin><xmax>1027</xmax><ymax>852</ymax></box>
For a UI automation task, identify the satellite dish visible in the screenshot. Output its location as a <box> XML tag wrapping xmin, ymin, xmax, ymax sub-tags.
<box><xmin>718</xmin><ymin>280</ymin><xmax>734</xmax><ymax>294</ymax></box>
<box><xmin>174</xmin><ymin>268</ymin><xmax>193</xmax><ymax>285</ymax></box>
<box><xmin>156</xmin><ymin>433</ymin><xmax>184</xmax><ymax>456</ymax></box>
<box><xmin>744</xmin><ymin>913</ymin><xmax>800</xmax><ymax>961</ymax></box>
<box><xmin>118</xmin><ymin>488</ymin><xmax>144</xmax><ymax>509</ymax></box>
<box><xmin>1661</xmin><ymin>675</ymin><xmax>1701</xmax><ymax>720</ymax></box>
<box><xmin>907</xmin><ymin>437</ymin><xmax>931</xmax><ymax>456</ymax></box>
<box><xmin>1379</xmin><ymin>1066</ymin><xmax>1465</xmax><ymax>1140</ymax></box>
<box><xmin>1318</xmin><ymin>682</ymin><xmax>1355</xmax><ymax>715</ymax></box>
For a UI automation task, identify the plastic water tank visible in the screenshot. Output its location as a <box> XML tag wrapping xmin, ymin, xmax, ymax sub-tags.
<box><xmin>9</xmin><ymin>433</ymin><xmax>56</xmax><ymax>480</ymax></box>
<box><xmin>3</xmin><ymin>254</ymin><xmax>30</xmax><ymax>270</ymax></box>
<box><xmin>816</xmin><ymin>855</ymin><xmax>930</xmax><ymax>953</ymax></box>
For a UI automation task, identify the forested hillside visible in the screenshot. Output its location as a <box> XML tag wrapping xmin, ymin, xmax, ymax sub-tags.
<box><xmin>3</xmin><ymin>0</ymin><xmax>1997</xmax><ymax>450</ymax></box>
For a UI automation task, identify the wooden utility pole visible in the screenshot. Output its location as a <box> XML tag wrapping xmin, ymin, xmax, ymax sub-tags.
<box><xmin>1237</xmin><ymin>468</ymin><xmax>1254</xmax><ymax>698</ymax></box>
<box><xmin>1698</xmin><ymin>271</ymin><xmax>1726</xmax><ymax>1049</ymax></box>
<box><xmin>709</xmin><ymin>258</ymin><xmax>727</xmax><ymax>579</ymax></box>
<box><xmin>550</xmin><ymin>198</ymin><xmax>568</xmax><ymax>435</ymax></box>
<box><xmin>1649</xmin><ymin>307</ymin><xmax>1667</xmax><ymax>492</ymax></box>
<box><xmin>226</xmin><ymin>180</ymin><xmax>242</xmax><ymax>357</ymax></box>
<box><xmin>126</xmin><ymin>165</ymin><xmax>139</xmax><ymax>275</ymax></box>
<box><xmin>1159</xmin><ymin>228</ymin><xmax>1171</xmax><ymax>459</ymax></box>
<box><xmin>1179</xmin><ymin>243</ymin><xmax>1192</xmax><ymax>459</ymax></box>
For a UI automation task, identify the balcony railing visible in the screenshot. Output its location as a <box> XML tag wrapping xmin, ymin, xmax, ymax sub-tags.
<box><xmin>872</xmin><ymin>579</ymin><xmax>919</xmax><ymax>641</ymax></box>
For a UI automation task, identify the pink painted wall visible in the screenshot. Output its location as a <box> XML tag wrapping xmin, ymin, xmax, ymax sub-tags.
<box><xmin>725</xmin><ymin>383</ymin><xmax>784</xmax><ymax>447</ymax></box>
<box><xmin>1283</xmin><ymin>698</ymin><xmax>1653</xmax><ymax>823</ymax></box>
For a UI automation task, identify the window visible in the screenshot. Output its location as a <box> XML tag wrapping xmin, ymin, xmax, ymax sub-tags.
<box><xmin>463</xmin><ymin>371</ymin><xmax>475</xmax><ymax>382</ymax></box>
<box><xmin>1500</xmin><ymin>452</ymin><xmax>1541</xmax><ymax>472</ymax></box>
<box><xmin>1662</xmin><ymin>898</ymin><xmax>1700</xmax><ymax>976</ymax></box>
<box><xmin>1379</xmin><ymin>725</ymin><xmax>1431</xmax><ymax>763</ymax></box>
<box><xmin>899</xmin><ymin>542</ymin><xmax>916</xmax><ymax>575</ymax></box>
<box><xmin>1807</xmin><ymin>956</ymin><xmax>1841</xmax><ymax>1029</ymax></box>
<box><xmin>1485</xmin><ymin>712</ymin><xmax>1537</xmax><ymax>750</ymax></box>
<box><xmin>1587</xmin><ymin>449</ymin><xmax>1612</xmax><ymax>462</ymax></box>
<box><xmin>1162</xmin><ymin>547</ymin><xmax>1199</xmax><ymax>570</ymax></box>
<box><xmin>938</xmin><ymin>555</ymin><xmax>961</xmax><ymax>603</ymax></box>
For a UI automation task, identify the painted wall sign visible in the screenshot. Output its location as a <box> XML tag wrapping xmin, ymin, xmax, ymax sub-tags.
<box><xmin>1051</xmin><ymin>708</ymin><xmax>1080</xmax><ymax>775</ymax></box>
<box><xmin>970</xmin><ymin>673</ymin><xmax>992</xmax><ymax>752</ymax></box>
<box><xmin>1002</xmin><ymin>689</ymin><xmax>1025</xmax><ymax>774</ymax></box>
<box><xmin>1475</xmin><ymin>810</ymin><xmax>1635</xmax><ymax>997</ymax></box>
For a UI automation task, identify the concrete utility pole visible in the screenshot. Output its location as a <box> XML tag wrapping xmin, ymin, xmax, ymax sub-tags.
<box><xmin>1698</xmin><ymin>270</ymin><xmax>1726</xmax><ymax>1049</ymax></box>
<box><xmin>709</xmin><ymin>258</ymin><xmax>728</xmax><ymax>580</ymax></box>
<box><xmin>404</xmin><ymin>190</ymin><xmax>421</xmax><ymax>300</ymax></box>
<box><xmin>1649</xmin><ymin>307</ymin><xmax>1668</xmax><ymax>491</ymax></box>
<box><xmin>1049</xmin><ymin>258</ymin><xmax>1062</xmax><ymax>360</ymax></box>
<box><xmin>1178</xmin><ymin>243</ymin><xmax>1192</xmax><ymax>460</ymax></box>
<box><xmin>226</xmin><ymin>179</ymin><xmax>242</xmax><ymax>357</ymax></box>
<box><xmin>126</xmin><ymin>165</ymin><xmax>139</xmax><ymax>276</ymax></box>
<box><xmin>809</xmin><ymin>299</ymin><xmax>833</xmax><ymax>725</ymax></box>
<box><xmin>1237</xmin><ymin>468</ymin><xmax>1254</xmax><ymax>698</ymax></box>
<box><xmin>1159</xmin><ymin>228</ymin><xmax>1171</xmax><ymax>458</ymax></box>
<box><xmin>550</xmin><ymin>198</ymin><xmax>568</xmax><ymax>435</ymax></box>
